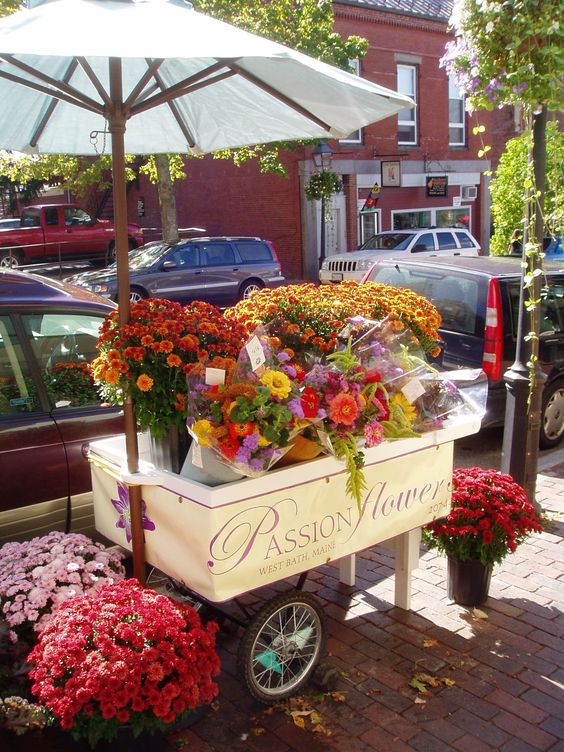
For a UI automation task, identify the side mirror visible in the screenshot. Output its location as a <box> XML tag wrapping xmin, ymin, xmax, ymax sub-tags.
<box><xmin>161</xmin><ymin>260</ymin><xmax>177</xmax><ymax>270</ymax></box>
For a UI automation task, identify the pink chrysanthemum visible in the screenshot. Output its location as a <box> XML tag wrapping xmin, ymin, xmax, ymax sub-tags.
<box><xmin>364</xmin><ymin>420</ymin><xmax>385</xmax><ymax>448</ymax></box>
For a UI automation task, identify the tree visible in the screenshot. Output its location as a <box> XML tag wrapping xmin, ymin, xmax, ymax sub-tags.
<box><xmin>489</xmin><ymin>122</ymin><xmax>563</xmax><ymax>256</ymax></box>
<box><xmin>441</xmin><ymin>0</ymin><xmax>563</xmax><ymax>502</ymax></box>
<box><xmin>0</xmin><ymin>0</ymin><xmax>367</xmax><ymax>242</ymax></box>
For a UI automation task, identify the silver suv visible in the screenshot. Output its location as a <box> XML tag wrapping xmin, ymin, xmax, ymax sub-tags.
<box><xmin>319</xmin><ymin>228</ymin><xmax>481</xmax><ymax>283</ymax></box>
<box><xmin>67</xmin><ymin>236</ymin><xmax>285</xmax><ymax>305</ymax></box>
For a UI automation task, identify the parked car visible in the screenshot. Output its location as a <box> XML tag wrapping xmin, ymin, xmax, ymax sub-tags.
<box><xmin>0</xmin><ymin>269</ymin><xmax>123</xmax><ymax>544</ymax></box>
<box><xmin>0</xmin><ymin>203</ymin><xmax>144</xmax><ymax>269</ymax></box>
<box><xmin>363</xmin><ymin>256</ymin><xmax>564</xmax><ymax>448</ymax></box>
<box><xmin>319</xmin><ymin>227</ymin><xmax>481</xmax><ymax>284</ymax></box>
<box><xmin>66</xmin><ymin>236</ymin><xmax>285</xmax><ymax>306</ymax></box>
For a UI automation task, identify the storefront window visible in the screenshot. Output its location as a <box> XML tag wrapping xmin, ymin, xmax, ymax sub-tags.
<box><xmin>392</xmin><ymin>210</ymin><xmax>431</xmax><ymax>230</ymax></box>
<box><xmin>392</xmin><ymin>207</ymin><xmax>471</xmax><ymax>231</ymax></box>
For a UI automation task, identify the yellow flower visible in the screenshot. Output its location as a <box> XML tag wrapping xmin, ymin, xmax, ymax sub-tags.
<box><xmin>390</xmin><ymin>392</ymin><xmax>417</xmax><ymax>423</ymax></box>
<box><xmin>260</xmin><ymin>369</ymin><xmax>292</xmax><ymax>400</ymax></box>
<box><xmin>192</xmin><ymin>419</ymin><xmax>214</xmax><ymax>447</ymax></box>
<box><xmin>136</xmin><ymin>374</ymin><xmax>154</xmax><ymax>392</ymax></box>
<box><xmin>257</xmin><ymin>433</ymin><xmax>271</xmax><ymax>447</ymax></box>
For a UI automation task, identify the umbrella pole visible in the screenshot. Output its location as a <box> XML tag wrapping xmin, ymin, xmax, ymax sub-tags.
<box><xmin>109</xmin><ymin>58</ymin><xmax>146</xmax><ymax>584</ymax></box>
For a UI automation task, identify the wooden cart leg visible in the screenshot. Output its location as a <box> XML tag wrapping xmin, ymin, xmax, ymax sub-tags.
<box><xmin>339</xmin><ymin>554</ymin><xmax>356</xmax><ymax>586</ymax></box>
<box><xmin>392</xmin><ymin>528</ymin><xmax>421</xmax><ymax>610</ymax></box>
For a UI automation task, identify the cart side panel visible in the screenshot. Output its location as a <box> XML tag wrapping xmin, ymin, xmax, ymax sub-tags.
<box><xmin>92</xmin><ymin>443</ymin><xmax>453</xmax><ymax>602</ymax></box>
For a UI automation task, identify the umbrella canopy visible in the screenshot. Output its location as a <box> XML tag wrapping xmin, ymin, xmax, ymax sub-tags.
<box><xmin>0</xmin><ymin>0</ymin><xmax>413</xmax><ymax>155</ymax></box>
<box><xmin>0</xmin><ymin>0</ymin><xmax>414</xmax><ymax>486</ymax></box>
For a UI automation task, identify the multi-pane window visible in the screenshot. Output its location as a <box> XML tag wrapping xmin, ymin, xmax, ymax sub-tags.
<box><xmin>397</xmin><ymin>64</ymin><xmax>417</xmax><ymax>145</ymax></box>
<box><xmin>448</xmin><ymin>76</ymin><xmax>466</xmax><ymax>146</ymax></box>
<box><xmin>340</xmin><ymin>60</ymin><xmax>362</xmax><ymax>144</ymax></box>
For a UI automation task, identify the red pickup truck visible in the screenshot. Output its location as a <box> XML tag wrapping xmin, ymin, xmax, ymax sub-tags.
<box><xmin>0</xmin><ymin>204</ymin><xmax>144</xmax><ymax>268</ymax></box>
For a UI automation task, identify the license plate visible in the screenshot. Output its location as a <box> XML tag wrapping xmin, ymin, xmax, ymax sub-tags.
<box><xmin>331</xmin><ymin>273</ymin><xmax>343</xmax><ymax>281</ymax></box>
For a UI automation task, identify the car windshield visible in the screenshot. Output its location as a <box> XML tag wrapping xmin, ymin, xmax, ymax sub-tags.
<box><xmin>106</xmin><ymin>242</ymin><xmax>171</xmax><ymax>271</ymax></box>
<box><xmin>360</xmin><ymin>233</ymin><xmax>414</xmax><ymax>251</ymax></box>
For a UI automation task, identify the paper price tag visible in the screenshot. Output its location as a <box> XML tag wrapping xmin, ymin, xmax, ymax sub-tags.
<box><xmin>205</xmin><ymin>367</ymin><xmax>226</xmax><ymax>386</ymax></box>
<box><xmin>402</xmin><ymin>377</ymin><xmax>426</xmax><ymax>404</ymax></box>
<box><xmin>246</xmin><ymin>335</ymin><xmax>266</xmax><ymax>371</ymax></box>
<box><xmin>191</xmin><ymin>442</ymin><xmax>203</xmax><ymax>468</ymax></box>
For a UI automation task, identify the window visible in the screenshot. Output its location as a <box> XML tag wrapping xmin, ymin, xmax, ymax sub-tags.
<box><xmin>201</xmin><ymin>244</ymin><xmax>235</xmax><ymax>266</ymax></box>
<box><xmin>397</xmin><ymin>65</ymin><xmax>417</xmax><ymax>145</ymax></box>
<box><xmin>0</xmin><ymin>316</ymin><xmax>41</xmax><ymax>416</ymax></box>
<box><xmin>23</xmin><ymin>312</ymin><xmax>104</xmax><ymax>409</ymax></box>
<box><xmin>393</xmin><ymin>210</ymin><xmax>431</xmax><ymax>230</ymax></box>
<box><xmin>235</xmin><ymin>241</ymin><xmax>272</xmax><ymax>263</ymax></box>
<box><xmin>359</xmin><ymin>210</ymin><xmax>380</xmax><ymax>244</ymax></box>
<box><xmin>455</xmin><ymin>231</ymin><xmax>476</xmax><ymax>249</ymax></box>
<box><xmin>44</xmin><ymin>207</ymin><xmax>59</xmax><ymax>226</ymax></box>
<box><xmin>449</xmin><ymin>76</ymin><xmax>465</xmax><ymax>146</ymax></box>
<box><xmin>340</xmin><ymin>60</ymin><xmax>362</xmax><ymax>144</ymax></box>
<box><xmin>64</xmin><ymin>207</ymin><xmax>93</xmax><ymax>226</ymax></box>
<box><xmin>412</xmin><ymin>233</ymin><xmax>434</xmax><ymax>252</ymax></box>
<box><xmin>436</xmin><ymin>232</ymin><xmax>457</xmax><ymax>250</ymax></box>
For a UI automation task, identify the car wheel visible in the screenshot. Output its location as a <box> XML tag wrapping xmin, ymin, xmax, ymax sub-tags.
<box><xmin>540</xmin><ymin>379</ymin><xmax>564</xmax><ymax>449</ymax></box>
<box><xmin>240</xmin><ymin>279</ymin><xmax>264</xmax><ymax>300</ymax></box>
<box><xmin>0</xmin><ymin>248</ymin><xmax>22</xmax><ymax>269</ymax></box>
<box><xmin>129</xmin><ymin>287</ymin><xmax>147</xmax><ymax>304</ymax></box>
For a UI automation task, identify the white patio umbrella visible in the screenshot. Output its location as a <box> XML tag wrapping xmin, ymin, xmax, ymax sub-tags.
<box><xmin>0</xmin><ymin>1</ymin><xmax>413</xmax><ymax>551</ymax></box>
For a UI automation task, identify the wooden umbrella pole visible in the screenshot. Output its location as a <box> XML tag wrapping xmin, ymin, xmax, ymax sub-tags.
<box><xmin>109</xmin><ymin>58</ymin><xmax>146</xmax><ymax>583</ymax></box>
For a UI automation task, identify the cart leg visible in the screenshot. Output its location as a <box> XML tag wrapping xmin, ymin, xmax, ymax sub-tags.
<box><xmin>339</xmin><ymin>554</ymin><xmax>356</xmax><ymax>586</ymax></box>
<box><xmin>392</xmin><ymin>528</ymin><xmax>421</xmax><ymax>610</ymax></box>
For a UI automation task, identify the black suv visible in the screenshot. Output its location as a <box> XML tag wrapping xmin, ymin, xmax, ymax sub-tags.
<box><xmin>67</xmin><ymin>236</ymin><xmax>285</xmax><ymax>306</ymax></box>
<box><xmin>364</xmin><ymin>256</ymin><xmax>564</xmax><ymax>447</ymax></box>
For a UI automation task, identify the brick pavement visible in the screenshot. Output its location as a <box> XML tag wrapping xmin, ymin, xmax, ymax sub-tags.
<box><xmin>167</xmin><ymin>472</ymin><xmax>564</xmax><ymax>752</ymax></box>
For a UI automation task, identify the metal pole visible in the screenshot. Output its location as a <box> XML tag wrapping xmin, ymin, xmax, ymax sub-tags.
<box><xmin>501</xmin><ymin>105</ymin><xmax>546</xmax><ymax>508</ymax></box>
<box><xmin>319</xmin><ymin>193</ymin><xmax>326</xmax><ymax>268</ymax></box>
<box><xmin>109</xmin><ymin>58</ymin><xmax>146</xmax><ymax>583</ymax></box>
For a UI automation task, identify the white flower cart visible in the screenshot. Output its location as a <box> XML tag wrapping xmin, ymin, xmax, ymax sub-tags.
<box><xmin>90</xmin><ymin>416</ymin><xmax>480</xmax><ymax>702</ymax></box>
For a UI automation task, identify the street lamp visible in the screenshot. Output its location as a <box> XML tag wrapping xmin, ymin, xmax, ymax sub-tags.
<box><xmin>312</xmin><ymin>141</ymin><xmax>333</xmax><ymax>267</ymax></box>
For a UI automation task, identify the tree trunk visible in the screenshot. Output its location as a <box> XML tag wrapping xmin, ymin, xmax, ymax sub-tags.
<box><xmin>155</xmin><ymin>154</ymin><xmax>179</xmax><ymax>244</ymax></box>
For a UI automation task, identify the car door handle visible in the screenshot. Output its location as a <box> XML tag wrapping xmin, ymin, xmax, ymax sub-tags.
<box><xmin>81</xmin><ymin>443</ymin><xmax>90</xmax><ymax>459</ymax></box>
<box><xmin>460</xmin><ymin>342</ymin><xmax>472</xmax><ymax>350</ymax></box>
<box><xmin>233</xmin><ymin>267</ymin><xmax>239</xmax><ymax>271</ymax></box>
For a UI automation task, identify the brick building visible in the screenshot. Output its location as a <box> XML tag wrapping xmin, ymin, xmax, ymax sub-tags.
<box><xmin>125</xmin><ymin>0</ymin><xmax>493</xmax><ymax>281</ymax></box>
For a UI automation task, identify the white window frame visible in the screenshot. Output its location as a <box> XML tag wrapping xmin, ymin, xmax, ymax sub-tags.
<box><xmin>357</xmin><ymin>202</ymin><xmax>381</xmax><ymax>244</ymax></box>
<box><xmin>391</xmin><ymin>206</ymin><xmax>472</xmax><ymax>232</ymax></box>
<box><xmin>448</xmin><ymin>76</ymin><xmax>466</xmax><ymax>146</ymax></box>
<box><xmin>397</xmin><ymin>64</ymin><xmax>417</xmax><ymax>146</ymax></box>
<box><xmin>340</xmin><ymin>60</ymin><xmax>362</xmax><ymax>144</ymax></box>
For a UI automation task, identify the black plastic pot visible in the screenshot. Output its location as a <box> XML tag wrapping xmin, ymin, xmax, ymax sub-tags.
<box><xmin>447</xmin><ymin>556</ymin><xmax>492</xmax><ymax>606</ymax></box>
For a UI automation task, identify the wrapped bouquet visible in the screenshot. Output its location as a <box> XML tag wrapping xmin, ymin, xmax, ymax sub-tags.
<box><xmin>185</xmin><ymin>331</ymin><xmax>325</xmax><ymax>478</ymax></box>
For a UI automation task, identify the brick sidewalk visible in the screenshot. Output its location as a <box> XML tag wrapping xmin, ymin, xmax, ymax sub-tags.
<box><xmin>169</xmin><ymin>473</ymin><xmax>564</xmax><ymax>752</ymax></box>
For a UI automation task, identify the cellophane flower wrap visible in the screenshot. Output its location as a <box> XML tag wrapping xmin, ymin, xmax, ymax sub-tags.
<box><xmin>91</xmin><ymin>298</ymin><xmax>247</xmax><ymax>440</ymax></box>
<box><xmin>0</xmin><ymin>532</ymin><xmax>125</xmax><ymax>644</ymax></box>
<box><xmin>186</xmin><ymin>329</ymin><xmax>326</xmax><ymax>477</ymax></box>
<box><xmin>27</xmin><ymin>579</ymin><xmax>220</xmax><ymax>748</ymax></box>
<box><xmin>423</xmin><ymin>467</ymin><xmax>543</xmax><ymax>567</ymax></box>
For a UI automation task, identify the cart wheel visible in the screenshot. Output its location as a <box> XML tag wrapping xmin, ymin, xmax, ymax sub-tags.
<box><xmin>237</xmin><ymin>590</ymin><xmax>326</xmax><ymax>703</ymax></box>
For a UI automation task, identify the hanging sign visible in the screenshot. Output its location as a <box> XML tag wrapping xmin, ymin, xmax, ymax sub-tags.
<box><xmin>426</xmin><ymin>176</ymin><xmax>448</xmax><ymax>197</ymax></box>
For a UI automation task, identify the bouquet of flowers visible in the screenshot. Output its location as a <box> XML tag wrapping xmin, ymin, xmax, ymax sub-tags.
<box><xmin>226</xmin><ymin>280</ymin><xmax>443</xmax><ymax>360</ymax></box>
<box><xmin>0</xmin><ymin>532</ymin><xmax>125</xmax><ymax>644</ymax></box>
<box><xmin>186</xmin><ymin>331</ymin><xmax>325</xmax><ymax>477</ymax></box>
<box><xmin>27</xmin><ymin>579</ymin><xmax>220</xmax><ymax>748</ymax></box>
<box><xmin>423</xmin><ymin>467</ymin><xmax>543</xmax><ymax>567</ymax></box>
<box><xmin>91</xmin><ymin>298</ymin><xmax>248</xmax><ymax>440</ymax></box>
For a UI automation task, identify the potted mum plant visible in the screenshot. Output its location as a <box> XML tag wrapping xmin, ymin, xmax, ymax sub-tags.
<box><xmin>27</xmin><ymin>578</ymin><xmax>220</xmax><ymax>750</ymax></box>
<box><xmin>91</xmin><ymin>298</ymin><xmax>248</xmax><ymax>472</ymax></box>
<box><xmin>423</xmin><ymin>467</ymin><xmax>543</xmax><ymax>605</ymax></box>
<box><xmin>0</xmin><ymin>531</ymin><xmax>125</xmax><ymax>644</ymax></box>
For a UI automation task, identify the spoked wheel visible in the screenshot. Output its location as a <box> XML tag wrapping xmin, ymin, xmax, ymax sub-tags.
<box><xmin>237</xmin><ymin>590</ymin><xmax>326</xmax><ymax>703</ymax></box>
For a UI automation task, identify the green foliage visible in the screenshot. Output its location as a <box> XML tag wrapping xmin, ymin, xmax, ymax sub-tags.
<box><xmin>0</xmin><ymin>0</ymin><xmax>19</xmax><ymax>19</ymax></box>
<box><xmin>443</xmin><ymin>0</ymin><xmax>563</xmax><ymax>111</ymax></box>
<box><xmin>304</xmin><ymin>170</ymin><xmax>343</xmax><ymax>202</ymax></box>
<box><xmin>490</xmin><ymin>122</ymin><xmax>564</xmax><ymax>256</ymax></box>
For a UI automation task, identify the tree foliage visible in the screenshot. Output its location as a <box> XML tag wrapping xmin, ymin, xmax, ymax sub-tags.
<box><xmin>0</xmin><ymin>0</ymin><xmax>368</xmax><ymax>197</ymax></box>
<box><xmin>490</xmin><ymin>122</ymin><xmax>563</xmax><ymax>256</ymax></box>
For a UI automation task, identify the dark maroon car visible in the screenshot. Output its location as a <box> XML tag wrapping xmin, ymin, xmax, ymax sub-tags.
<box><xmin>0</xmin><ymin>269</ymin><xmax>123</xmax><ymax>543</ymax></box>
